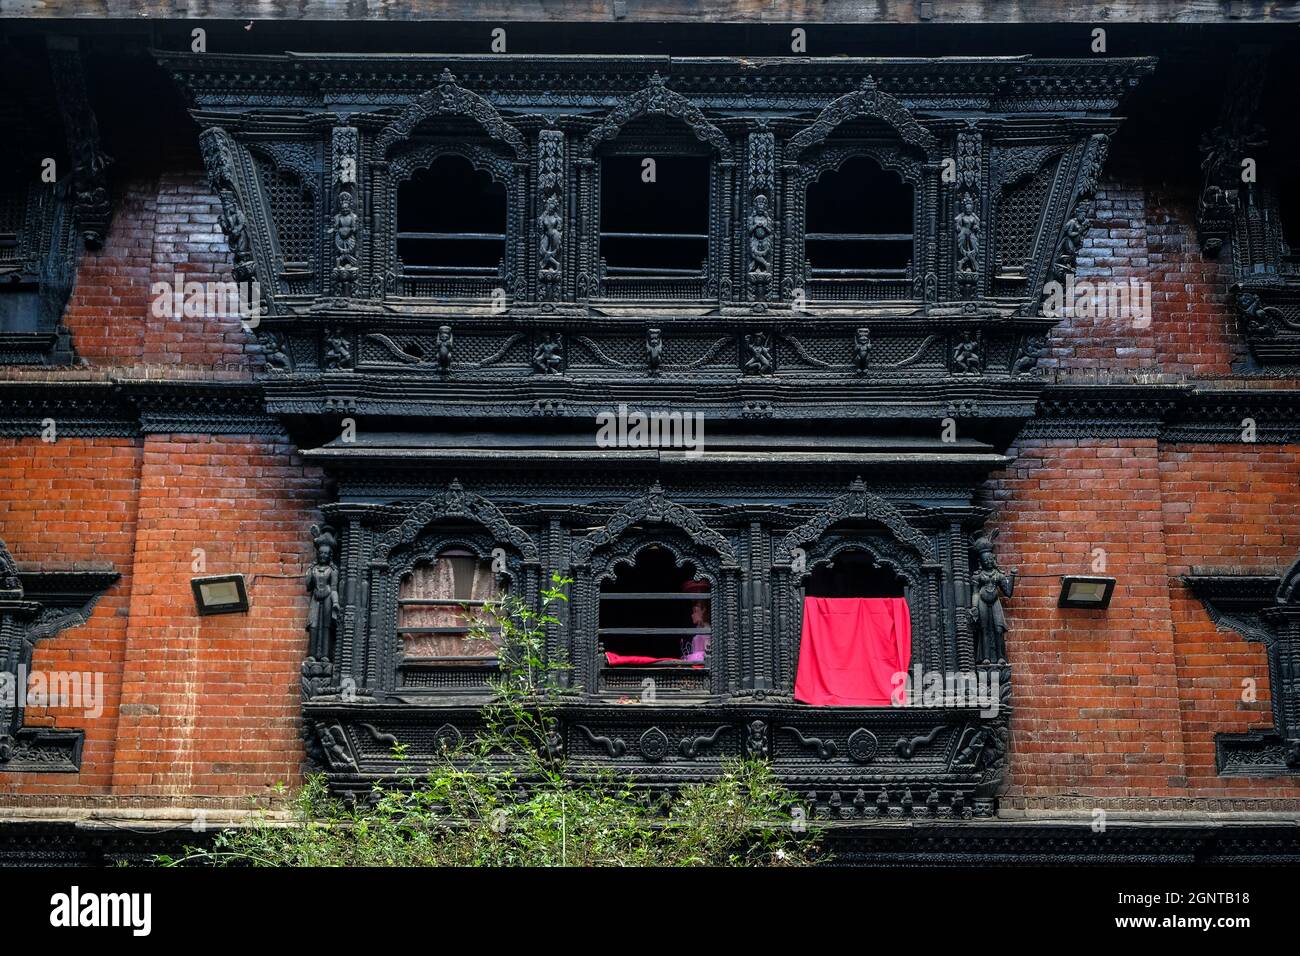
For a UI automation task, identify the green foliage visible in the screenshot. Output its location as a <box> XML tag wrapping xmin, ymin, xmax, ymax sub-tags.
<box><xmin>156</xmin><ymin>574</ymin><xmax>818</xmax><ymax>868</ymax></box>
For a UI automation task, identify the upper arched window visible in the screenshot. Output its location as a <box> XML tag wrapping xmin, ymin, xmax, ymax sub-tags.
<box><xmin>395</xmin><ymin>154</ymin><xmax>507</xmax><ymax>296</ymax></box>
<box><xmin>805</xmin><ymin>156</ymin><xmax>914</xmax><ymax>283</ymax></box>
<box><xmin>594</xmin><ymin>116</ymin><xmax>715</xmax><ymax>300</ymax></box>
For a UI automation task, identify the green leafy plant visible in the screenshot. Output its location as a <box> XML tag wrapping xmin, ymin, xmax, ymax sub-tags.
<box><xmin>156</xmin><ymin>575</ymin><xmax>819</xmax><ymax>867</ymax></box>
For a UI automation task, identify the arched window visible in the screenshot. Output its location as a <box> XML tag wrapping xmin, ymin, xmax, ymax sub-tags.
<box><xmin>599</xmin><ymin>154</ymin><xmax>710</xmax><ymax>275</ymax></box>
<box><xmin>398</xmin><ymin>548</ymin><xmax>501</xmax><ymax>661</ymax></box>
<box><xmin>598</xmin><ymin>546</ymin><xmax>711</xmax><ymax>667</ymax></box>
<box><xmin>396</xmin><ymin>155</ymin><xmax>507</xmax><ymax>286</ymax></box>
<box><xmin>805</xmin><ymin>156</ymin><xmax>913</xmax><ymax>280</ymax></box>
<box><xmin>804</xmin><ymin>549</ymin><xmax>906</xmax><ymax>598</ymax></box>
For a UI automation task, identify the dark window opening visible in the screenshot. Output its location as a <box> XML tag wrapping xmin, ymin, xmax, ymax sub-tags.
<box><xmin>805</xmin><ymin>550</ymin><xmax>906</xmax><ymax>599</ymax></box>
<box><xmin>396</xmin><ymin>155</ymin><xmax>506</xmax><ymax>275</ymax></box>
<box><xmin>599</xmin><ymin>546</ymin><xmax>710</xmax><ymax>665</ymax></box>
<box><xmin>806</xmin><ymin>157</ymin><xmax>913</xmax><ymax>277</ymax></box>
<box><xmin>600</xmin><ymin>154</ymin><xmax>710</xmax><ymax>274</ymax></box>
<box><xmin>398</xmin><ymin>549</ymin><xmax>501</xmax><ymax>662</ymax></box>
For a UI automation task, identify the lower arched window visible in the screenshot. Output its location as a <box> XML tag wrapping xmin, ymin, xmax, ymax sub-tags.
<box><xmin>398</xmin><ymin>549</ymin><xmax>500</xmax><ymax>661</ymax></box>
<box><xmin>598</xmin><ymin>546</ymin><xmax>711</xmax><ymax>668</ymax></box>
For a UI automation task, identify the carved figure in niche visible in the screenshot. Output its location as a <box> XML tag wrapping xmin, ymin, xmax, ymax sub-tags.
<box><xmin>1054</xmin><ymin>201</ymin><xmax>1092</xmax><ymax>277</ymax></box>
<box><xmin>434</xmin><ymin>325</ymin><xmax>454</xmax><ymax>372</ymax></box>
<box><xmin>216</xmin><ymin>189</ymin><xmax>254</xmax><ymax>281</ymax></box>
<box><xmin>306</xmin><ymin>524</ymin><xmax>340</xmax><ymax>662</ymax></box>
<box><xmin>315</xmin><ymin>721</ymin><xmax>355</xmax><ymax>769</ymax></box>
<box><xmin>1011</xmin><ymin>334</ymin><xmax>1048</xmax><ymax>375</ymax></box>
<box><xmin>746</xmin><ymin>719</ymin><xmax>769</xmax><ymax>758</ymax></box>
<box><xmin>852</xmin><ymin>327</ymin><xmax>871</xmax><ymax>374</ymax></box>
<box><xmin>1237</xmin><ymin>290</ymin><xmax>1288</xmax><ymax>336</ymax></box>
<box><xmin>952</xmin><ymin>332</ymin><xmax>983</xmax><ymax>373</ymax></box>
<box><xmin>646</xmin><ymin>327</ymin><xmax>663</xmax><ymax>375</ymax></box>
<box><xmin>748</xmin><ymin>192</ymin><xmax>774</xmax><ymax>278</ymax></box>
<box><xmin>538</xmin><ymin>193</ymin><xmax>563</xmax><ymax>278</ymax></box>
<box><xmin>259</xmin><ymin>330</ymin><xmax>292</xmax><ymax>372</ymax></box>
<box><xmin>743</xmin><ymin>332</ymin><xmax>773</xmax><ymax>375</ymax></box>
<box><xmin>330</xmin><ymin>189</ymin><xmax>360</xmax><ymax>285</ymax></box>
<box><xmin>969</xmin><ymin>533</ymin><xmax>1016</xmax><ymax>664</ymax></box>
<box><xmin>532</xmin><ymin>333</ymin><xmax>564</xmax><ymax>374</ymax></box>
<box><xmin>323</xmin><ymin>328</ymin><xmax>352</xmax><ymax>370</ymax></box>
<box><xmin>954</xmin><ymin>192</ymin><xmax>981</xmax><ymax>280</ymax></box>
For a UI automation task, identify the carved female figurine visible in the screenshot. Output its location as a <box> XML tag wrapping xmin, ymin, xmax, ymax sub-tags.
<box><xmin>538</xmin><ymin>193</ymin><xmax>563</xmax><ymax>277</ymax></box>
<box><xmin>330</xmin><ymin>190</ymin><xmax>359</xmax><ymax>282</ymax></box>
<box><xmin>306</xmin><ymin>525</ymin><xmax>341</xmax><ymax>662</ymax></box>
<box><xmin>954</xmin><ymin>193</ymin><xmax>981</xmax><ymax>277</ymax></box>
<box><xmin>645</xmin><ymin>327</ymin><xmax>663</xmax><ymax>375</ymax></box>
<box><xmin>748</xmin><ymin>193</ymin><xmax>774</xmax><ymax>277</ymax></box>
<box><xmin>969</xmin><ymin>533</ymin><xmax>1015</xmax><ymax>664</ymax></box>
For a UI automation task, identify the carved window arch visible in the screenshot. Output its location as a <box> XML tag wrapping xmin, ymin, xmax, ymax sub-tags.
<box><xmin>788</xmin><ymin>137</ymin><xmax>928</xmax><ymax>303</ymax></box>
<box><xmin>388</xmin><ymin>140</ymin><xmax>521</xmax><ymax>299</ymax></box>
<box><xmin>387</xmin><ymin>531</ymin><xmax>521</xmax><ymax>694</ymax></box>
<box><xmin>583</xmin><ymin>533</ymin><xmax>727</xmax><ymax>700</ymax></box>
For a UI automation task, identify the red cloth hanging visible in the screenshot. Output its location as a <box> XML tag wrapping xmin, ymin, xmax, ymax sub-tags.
<box><xmin>794</xmin><ymin>597</ymin><xmax>911</xmax><ymax>706</ymax></box>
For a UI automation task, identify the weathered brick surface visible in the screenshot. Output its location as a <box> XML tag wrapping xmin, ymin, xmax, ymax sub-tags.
<box><xmin>1045</xmin><ymin>181</ymin><xmax>1243</xmax><ymax>375</ymax></box>
<box><xmin>108</xmin><ymin>434</ymin><xmax>327</xmax><ymax>797</ymax></box>
<box><xmin>0</xmin><ymin>437</ymin><xmax>141</xmax><ymax>795</ymax></box>
<box><xmin>63</xmin><ymin>171</ymin><xmax>266</xmax><ymax>374</ymax></box>
<box><xmin>986</xmin><ymin>438</ymin><xmax>1300</xmax><ymax>801</ymax></box>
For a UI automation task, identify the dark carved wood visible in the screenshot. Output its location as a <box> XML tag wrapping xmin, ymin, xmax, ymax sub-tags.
<box><xmin>1185</xmin><ymin>553</ymin><xmax>1300</xmax><ymax>776</ymax></box>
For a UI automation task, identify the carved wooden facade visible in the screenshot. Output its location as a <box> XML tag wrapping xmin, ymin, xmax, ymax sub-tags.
<box><xmin>154</xmin><ymin>52</ymin><xmax>1161</xmax><ymax>812</ymax></box>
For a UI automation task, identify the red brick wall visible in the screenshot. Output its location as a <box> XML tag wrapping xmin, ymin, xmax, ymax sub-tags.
<box><xmin>0</xmin><ymin>437</ymin><xmax>141</xmax><ymax>796</ymax></box>
<box><xmin>1159</xmin><ymin>444</ymin><xmax>1300</xmax><ymax>793</ymax></box>
<box><xmin>986</xmin><ymin>437</ymin><xmax>1300</xmax><ymax>804</ymax></box>
<box><xmin>62</xmin><ymin>171</ymin><xmax>266</xmax><ymax>374</ymax></box>
<box><xmin>1044</xmin><ymin>181</ymin><xmax>1244</xmax><ymax>376</ymax></box>
<box><xmin>109</xmin><ymin>434</ymin><xmax>327</xmax><ymax>798</ymax></box>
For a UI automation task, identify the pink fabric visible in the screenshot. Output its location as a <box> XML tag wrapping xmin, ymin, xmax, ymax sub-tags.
<box><xmin>605</xmin><ymin>652</ymin><xmax>702</xmax><ymax>667</ymax></box>
<box><xmin>794</xmin><ymin>597</ymin><xmax>911</xmax><ymax>706</ymax></box>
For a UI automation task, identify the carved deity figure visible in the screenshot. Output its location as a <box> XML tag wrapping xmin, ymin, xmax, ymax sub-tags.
<box><xmin>954</xmin><ymin>193</ymin><xmax>981</xmax><ymax>277</ymax></box>
<box><xmin>323</xmin><ymin>328</ymin><xmax>352</xmax><ymax>370</ymax></box>
<box><xmin>1055</xmin><ymin>201</ymin><xmax>1092</xmax><ymax>276</ymax></box>
<box><xmin>646</xmin><ymin>327</ymin><xmax>663</xmax><ymax>375</ymax></box>
<box><xmin>538</xmin><ymin>193</ymin><xmax>563</xmax><ymax>277</ymax></box>
<box><xmin>852</xmin><ymin>327</ymin><xmax>871</xmax><ymax>374</ymax></box>
<box><xmin>434</xmin><ymin>325</ymin><xmax>454</xmax><ymax>372</ymax></box>
<box><xmin>306</xmin><ymin>525</ymin><xmax>340</xmax><ymax>662</ymax></box>
<box><xmin>532</xmin><ymin>333</ymin><xmax>564</xmax><ymax>374</ymax></box>
<box><xmin>969</xmin><ymin>533</ymin><xmax>1015</xmax><ymax>664</ymax></box>
<box><xmin>747</xmin><ymin>193</ymin><xmax>774</xmax><ymax>277</ymax></box>
<box><xmin>952</xmin><ymin>332</ymin><xmax>983</xmax><ymax>373</ymax></box>
<box><xmin>217</xmin><ymin>189</ymin><xmax>254</xmax><ymax>280</ymax></box>
<box><xmin>743</xmin><ymin>333</ymin><xmax>773</xmax><ymax>375</ymax></box>
<box><xmin>1237</xmin><ymin>290</ymin><xmax>1288</xmax><ymax>336</ymax></box>
<box><xmin>330</xmin><ymin>190</ymin><xmax>360</xmax><ymax>283</ymax></box>
<box><xmin>1011</xmin><ymin>334</ymin><xmax>1048</xmax><ymax>375</ymax></box>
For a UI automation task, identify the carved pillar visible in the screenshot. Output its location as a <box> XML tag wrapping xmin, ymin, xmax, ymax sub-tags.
<box><xmin>1197</xmin><ymin>49</ymin><xmax>1269</xmax><ymax>257</ymax></box>
<box><xmin>536</xmin><ymin>129</ymin><xmax>566</xmax><ymax>302</ymax></box>
<box><xmin>329</xmin><ymin>126</ymin><xmax>361</xmax><ymax>297</ymax></box>
<box><xmin>744</xmin><ymin>131</ymin><xmax>776</xmax><ymax>304</ymax></box>
<box><xmin>46</xmin><ymin>37</ymin><xmax>112</xmax><ymax>248</ymax></box>
<box><xmin>953</xmin><ymin>129</ymin><xmax>982</xmax><ymax>299</ymax></box>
